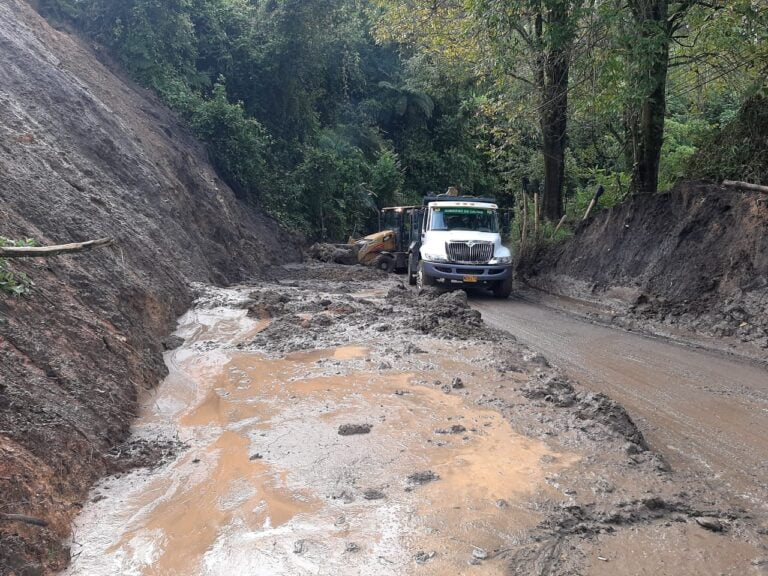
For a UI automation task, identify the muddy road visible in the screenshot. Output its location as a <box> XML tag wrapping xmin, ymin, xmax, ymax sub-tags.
<box><xmin>62</xmin><ymin>265</ymin><xmax>767</xmax><ymax>575</ymax></box>
<box><xmin>473</xmin><ymin>293</ymin><xmax>768</xmax><ymax>514</ymax></box>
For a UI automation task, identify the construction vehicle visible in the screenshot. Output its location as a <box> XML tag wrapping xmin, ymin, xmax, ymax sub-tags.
<box><xmin>354</xmin><ymin>206</ymin><xmax>420</xmax><ymax>272</ymax></box>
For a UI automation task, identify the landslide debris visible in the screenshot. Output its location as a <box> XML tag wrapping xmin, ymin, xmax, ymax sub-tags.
<box><xmin>68</xmin><ymin>264</ymin><xmax>761</xmax><ymax>575</ymax></box>
<box><xmin>307</xmin><ymin>242</ymin><xmax>359</xmax><ymax>265</ymax></box>
<box><xmin>0</xmin><ymin>1</ymin><xmax>299</xmax><ymax>572</ymax></box>
<box><xmin>525</xmin><ymin>182</ymin><xmax>768</xmax><ymax>359</ymax></box>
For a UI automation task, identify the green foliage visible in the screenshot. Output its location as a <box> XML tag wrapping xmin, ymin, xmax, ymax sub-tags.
<box><xmin>0</xmin><ymin>238</ymin><xmax>37</xmax><ymax>297</ymax></box>
<box><xmin>36</xmin><ymin>0</ymin><xmax>767</xmax><ymax>239</ymax></box>
<box><xmin>370</xmin><ymin>149</ymin><xmax>405</xmax><ymax>208</ymax></box>
<box><xmin>171</xmin><ymin>81</ymin><xmax>271</xmax><ymax>199</ymax></box>
<box><xmin>85</xmin><ymin>0</ymin><xmax>198</xmax><ymax>89</ymax></box>
<box><xmin>289</xmin><ymin>130</ymin><xmax>376</xmax><ymax>240</ymax></box>
<box><xmin>35</xmin><ymin>0</ymin><xmax>81</xmax><ymax>20</ymax></box>
<box><xmin>37</xmin><ymin>0</ymin><xmax>502</xmax><ymax>241</ymax></box>
<box><xmin>687</xmin><ymin>93</ymin><xmax>768</xmax><ymax>185</ymax></box>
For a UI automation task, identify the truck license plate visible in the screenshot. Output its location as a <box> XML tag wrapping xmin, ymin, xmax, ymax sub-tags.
<box><xmin>463</xmin><ymin>275</ymin><xmax>478</xmax><ymax>283</ymax></box>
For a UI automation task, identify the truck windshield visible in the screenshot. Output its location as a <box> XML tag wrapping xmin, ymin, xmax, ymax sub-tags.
<box><xmin>429</xmin><ymin>207</ymin><xmax>498</xmax><ymax>233</ymax></box>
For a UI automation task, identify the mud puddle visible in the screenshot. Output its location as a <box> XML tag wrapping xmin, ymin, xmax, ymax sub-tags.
<box><xmin>63</xmin><ymin>289</ymin><xmax>575</xmax><ymax>576</ymax></box>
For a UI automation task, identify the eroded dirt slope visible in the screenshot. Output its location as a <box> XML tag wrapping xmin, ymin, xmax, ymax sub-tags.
<box><xmin>0</xmin><ymin>1</ymin><xmax>299</xmax><ymax>573</ymax></box>
<box><xmin>525</xmin><ymin>182</ymin><xmax>768</xmax><ymax>359</ymax></box>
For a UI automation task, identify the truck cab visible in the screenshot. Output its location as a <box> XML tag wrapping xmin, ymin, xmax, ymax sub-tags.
<box><xmin>410</xmin><ymin>195</ymin><xmax>513</xmax><ymax>298</ymax></box>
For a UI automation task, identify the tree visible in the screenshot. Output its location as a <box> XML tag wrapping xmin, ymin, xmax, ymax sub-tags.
<box><xmin>622</xmin><ymin>0</ymin><xmax>737</xmax><ymax>195</ymax></box>
<box><xmin>374</xmin><ymin>0</ymin><xmax>585</xmax><ymax>220</ymax></box>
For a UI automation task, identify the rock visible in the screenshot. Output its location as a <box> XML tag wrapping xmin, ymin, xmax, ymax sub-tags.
<box><xmin>161</xmin><ymin>335</ymin><xmax>185</xmax><ymax>351</ymax></box>
<box><xmin>472</xmin><ymin>547</ymin><xmax>488</xmax><ymax>560</ymax></box>
<box><xmin>293</xmin><ymin>539</ymin><xmax>305</xmax><ymax>554</ymax></box>
<box><xmin>407</xmin><ymin>470</ymin><xmax>439</xmax><ymax>485</ymax></box>
<box><xmin>378</xmin><ymin>361</ymin><xmax>392</xmax><ymax>370</ymax></box>
<box><xmin>451</xmin><ymin>377</ymin><xmax>465</xmax><ymax>389</ymax></box>
<box><xmin>414</xmin><ymin>551</ymin><xmax>436</xmax><ymax>564</ymax></box>
<box><xmin>695</xmin><ymin>517</ymin><xmax>724</xmax><ymax>532</ymax></box>
<box><xmin>624</xmin><ymin>441</ymin><xmax>642</xmax><ymax>455</ymax></box>
<box><xmin>338</xmin><ymin>423</ymin><xmax>373</xmax><ymax>436</ymax></box>
<box><xmin>435</xmin><ymin>424</ymin><xmax>467</xmax><ymax>435</ymax></box>
<box><xmin>403</xmin><ymin>342</ymin><xmax>426</xmax><ymax>354</ymax></box>
<box><xmin>524</xmin><ymin>352</ymin><xmax>550</xmax><ymax>368</ymax></box>
<box><xmin>249</xmin><ymin>453</ymin><xmax>263</xmax><ymax>460</ymax></box>
<box><xmin>345</xmin><ymin>542</ymin><xmax>360</xmax><ymax>553</ymax></box>
<box><xmin>362</xmin><ymin>489</ymin><xmax>386</xmax><ymax>500</ymax></box>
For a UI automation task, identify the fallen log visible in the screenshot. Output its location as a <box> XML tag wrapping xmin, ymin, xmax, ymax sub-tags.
<box><xmin>0</xmin><ymin>513</ymin><xmax>49</xmax><ymax>527</ymax></box>
<box><xmin>0</xmin><ymin>237</ymin><xmax>114</xmax><ymax>258</ymax></box>
<box><xmin>723</xmin><ymin>180</ymin><xmax>768</xmax><ymax>194</ymax></box>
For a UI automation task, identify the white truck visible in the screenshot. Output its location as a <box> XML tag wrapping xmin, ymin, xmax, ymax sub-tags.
<box><xmin>408</xmin><ymin>194</ymin><xmax>514</xmax><ymax>298</ymax></box>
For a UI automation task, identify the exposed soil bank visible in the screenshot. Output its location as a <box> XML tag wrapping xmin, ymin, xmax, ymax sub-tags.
<box><xmin>63</xmin><ymin>264</ymin><xmax>766</xmax><ymax>575</ymax></box>
<box><xmin>0</xmin><ymin>1</ymin><xmax>299</xmax><ymax>573</ymax></box>
<box><xmin>524</xmin><ymin>182</ymin><xmax>768</xmax><ymax>361</ymax></box>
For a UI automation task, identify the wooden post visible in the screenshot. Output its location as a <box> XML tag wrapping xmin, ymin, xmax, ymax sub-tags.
<box><xmin>552</xmin><ymin>214</ymin><xmax>567</xmax><ymax>237</ymax></box>
<box><xmin>533</xmin><ymin>192</ymin><xmax>539</xmax><ymax>238</ymax></box>
<box><xmin>582</xmin><ymin>185</ymin><xmax>605</xmax><ymax>221</ymax></box>
<box><xmin>521</xmin><ymin>194</ymin><xmax>528</xmax><ymax>247</ymax></box>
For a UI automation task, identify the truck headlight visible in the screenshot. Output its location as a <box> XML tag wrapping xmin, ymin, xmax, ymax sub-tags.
<box><xmin>490</xmin><ymin>256</ymin><xmax>512</xmax><ymax>265</ymax></box>
<box><xmin>422</xmin><ymin>252</ymin><xmax>448</xmax><ymax>263</ymax></box>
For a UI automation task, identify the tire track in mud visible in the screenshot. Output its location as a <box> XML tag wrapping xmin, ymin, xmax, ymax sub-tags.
<box><xmin>473</xmin><ymin>294</ymin><xmax>768</xmax><ymax>513</ymax></box>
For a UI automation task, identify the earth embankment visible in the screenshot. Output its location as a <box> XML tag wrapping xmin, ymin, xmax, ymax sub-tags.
<box><xmin>525</xmin><ymin>181</ymin><xmax>768</xmax><ymax>360</ymax></box>
<box><xmin>0</xmin><ymin>1</ymin><xmax>299</xmax><ymax>572</ymax></box>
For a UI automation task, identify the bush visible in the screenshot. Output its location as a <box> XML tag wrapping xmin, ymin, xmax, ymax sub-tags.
<box><xmin>687</xmin><ymin>93</ymin><xmax>768</xmax><ymax>185</ymax></box>
<box><xmin>0</xmin><ymin>238</ymin><xmax>37</xmax><ymax>297</ymax></box>
<box><xmin>168</xmin><ymin>82</ymin><xmax>271</xmax><ymax>200</ymax></box>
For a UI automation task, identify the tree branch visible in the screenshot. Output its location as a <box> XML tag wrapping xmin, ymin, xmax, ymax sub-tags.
<box><xmin>0</xmin><ymin>513</ymin><xmax>49</xmax><ymax>527</ymax></box>
<box><xmin>0</xmin><ymin>238</ymin><xmax>114</xmax><ymax>259</ymax></box>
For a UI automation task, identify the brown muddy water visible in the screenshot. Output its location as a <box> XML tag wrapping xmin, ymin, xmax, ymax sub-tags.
<box><xmin>62</xmin><ymin>289</ymin><xmax>575</xmax><ymax>576</ymax></box>
<box><xmin>64</xmin><ymin>290</ymin><xmax>575</xmax><ymax>576</ymax></box>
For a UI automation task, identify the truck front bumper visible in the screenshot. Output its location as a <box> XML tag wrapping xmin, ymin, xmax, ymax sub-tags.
<box><xmin>423</xmin><ymin>261</ymin><xmax>512</xmax><ymax>283</ymax></box>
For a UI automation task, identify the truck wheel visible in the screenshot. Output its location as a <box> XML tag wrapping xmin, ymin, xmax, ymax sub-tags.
<box><xmin>492</xmin><ymin>276</ymin><xmax>513</xmax><ymax>299</ymax></box>
<box><xmin>373</xmin><ymin>254</ymin><xmax>395</xmax><ymax>273</ymax></box>
<box><xmin>417</xmin><ymin>260</ymin><xmax>435</xmax><ymax>291</ymax></box>
<box><xmin>407</xmin><ymin>256</ymin><xmax>417</xmax><ymax>286</ymax></box>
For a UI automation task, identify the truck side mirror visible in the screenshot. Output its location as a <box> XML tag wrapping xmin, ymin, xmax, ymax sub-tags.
<box><xmin>413</xmin><ymin>209</ymin><xmax>424</xmax><ymax>235</ymax></box>
<box><xmin>502</xmin><ymin>211</ymin><xmax>511</xmax><ymax>234</ymax></box>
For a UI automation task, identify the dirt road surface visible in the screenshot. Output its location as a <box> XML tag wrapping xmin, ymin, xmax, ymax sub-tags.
<box><xmin>61</xmin><ymin>266</ymin><xmax>768</xmax><ymax>576</ymax></box>
<box><xmin>473</xmin><ymin>292</ymin><xmax>768</xmax><ymax>515</ymax></box>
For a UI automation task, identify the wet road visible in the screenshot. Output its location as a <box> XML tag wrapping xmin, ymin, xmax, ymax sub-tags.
<box><xmin>473</xmin><ymin>295</ymin><xmax>768</xmax><ymax>511</ymax></box>
<box><xmin>64</xmin><ymin>288</ymin><xmax>573</xmax><ymax>576</ymax></box>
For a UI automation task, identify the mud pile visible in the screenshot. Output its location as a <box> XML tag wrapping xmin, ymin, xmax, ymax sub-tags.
<box><xmin>0</xmin><ymin>1</ymin><xmax>299</xmax><ymax>572</ymax></box>
<box><xmin>66</xmin><ymin>265</ymin><xmax>763</xmax><ymax>575</ymax></box>
<box><xmin>306</xmin><ymin>242</ymin><xmax>359</xmax><ymax>265</ymax></box>
<box><xmin>525</xmin><ymin>182</ymin><xmax>768</xmax><ymax>358</ymax></box>
<box><xmin>242</xmin><ymin>265</ymin><xmax>651</xmax><ymax>454</ymax></box>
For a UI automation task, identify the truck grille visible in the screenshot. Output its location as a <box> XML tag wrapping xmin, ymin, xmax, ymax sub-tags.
<box><xmin>445</xmin><ymin>241</ymin><xmax>494</xmax><ymax>264</ymax></box>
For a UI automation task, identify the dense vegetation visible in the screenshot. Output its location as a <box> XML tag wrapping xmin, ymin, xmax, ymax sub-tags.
<box><xmin>37</xmin><ymin>0</ymin><xmax>767</xmax><ymax>241</ymax></box>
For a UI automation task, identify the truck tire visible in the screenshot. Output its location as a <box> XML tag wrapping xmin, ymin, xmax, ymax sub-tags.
<box><xmin>373</xmin><ymin>254</ymin><xmax>395</xmax><ymax>273</ymax></box>
<box><xmin>407</xmin><ymin>256</ymin><xmax>417</xmax><ymax>286</ymax></box>
<box><xmin>417</xmin><ymin>260</ymin><xmax>435</xmax><ymax>291</ymax></box>
<box><xmin>492</xmin><ymin>276</ymin><xmax>513</xmax><ymax>299</ymax></box>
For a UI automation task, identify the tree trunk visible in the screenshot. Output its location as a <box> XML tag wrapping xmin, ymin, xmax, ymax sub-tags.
<box><xmin>540</xmin><ymin>48</ymin><xmax>569</xmax><ymax>220</ymax></box>
<box><xmin>535</xmin><ymin>3</ymin><xmax>572</xmax><ymax>221</ymax></box>
<box><xmin>628</xmin><ymin>0</ymin><xmax>670</xmax><ymax>195</ymax></box>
